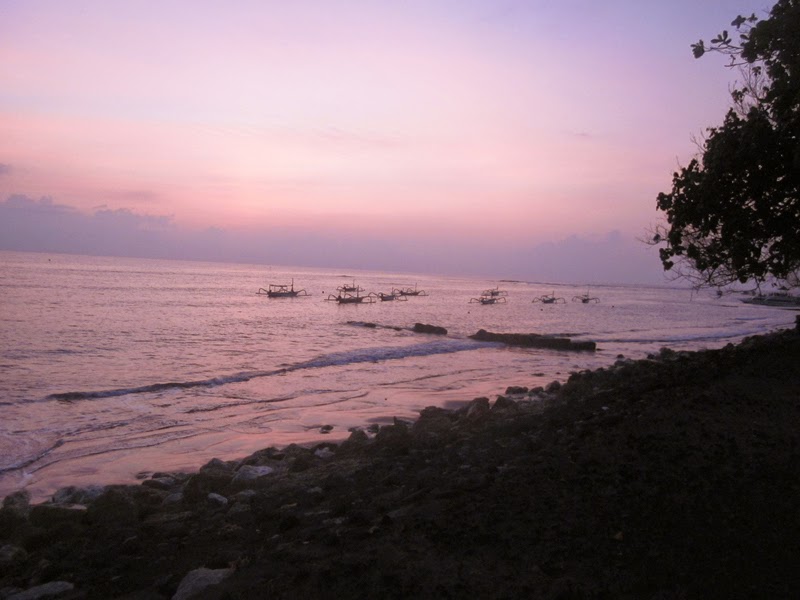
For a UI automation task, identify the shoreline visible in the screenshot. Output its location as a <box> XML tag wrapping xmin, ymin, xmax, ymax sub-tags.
<box><xmin>2</xmin><ymin>323</ymin><xmax>800</xmax><ymax>598</ymax></box>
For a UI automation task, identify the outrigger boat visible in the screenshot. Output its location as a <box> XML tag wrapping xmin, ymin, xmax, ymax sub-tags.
<box><xmin>325</xmin><ymin>290</ymin><xmax>375</xmax><ymax>304</ymax></box>
<box><xmin>376</xmin><ymin>291</ymin><xmax>408</xmax><ymax>301</ymax></box>
<box><xmin>572</xmin><ymin>290</ymin><xmax>599</xmax><ymax>304</ymax></box>
<box><xmin>741</xmin><ymin>292</ymin><xmax>800</xmax><ymax>307</ymax></box>
<box><xmin>257</xmin><ymin>279</ymin><xmax>310</xmax><ymax>298</ymax></box>
<box><xmin>470</xmin><ymin>290</ymin><xmax>507</xmax><ymax>304</ymax></box>
<box><xmin>532</xmin><ymin>291</ymin><xmax>566</xmax><ymax>304</ymax></box>
<box><xmin>482</xmin><ymin>286</ymin><xmax>508</xmax><ymax>298</ymax></box>
<box><xmin>393</xmin><ymin>283</ymin><xmax>428</xmax><ymax>297</ymax></box>
<box><xmin>337</xmin><ymin>280</ymin><xmax>364</xmax><ymax>294</ymax></box>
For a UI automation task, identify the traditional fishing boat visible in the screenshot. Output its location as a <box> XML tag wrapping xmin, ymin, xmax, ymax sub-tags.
<box><xmin>325</xmin><ymin>290</ymin><xmax>375</xmax><ymax>304</ymax></box>
<box><xmin>532</xmin><ymin>291</ymin><xmax>566</xmax><ymax>304</ymax></box>
<box><xmin>337</xmin><ymin>280</ymin><xmax>364</xmax><ymax>294</ymax></box>
<box><xmin>741</xmin><ymin>292</ymin><xmax>800</xmax><ymax>307</ymax></box>
<box><xmin>376</xmin><ymin>292</ymin><xmax>408</xmax><ymax>301</ymax></box>
<box><xmin>257</xmin><ymin>279</ymin><xmax>310</xmax><ymax>298</ymax></box>
<box><xmin>572</xmin><ymin>289</ymin><xmax>599</xmax><ymax>304</ymax></box>
<box><xmin>482</xmin><ymin>286</ymin><xmax>508</xmax><ymax>298</ymax></box>
<box><xmin>393</xmin><ymin>284</ymin><xmax>428</xmax><ymax>297</ymax></box>
<box><xmin>470</xmin><ymin>290</ymin><xmax>507</xmax><ymax>304</ymax></box>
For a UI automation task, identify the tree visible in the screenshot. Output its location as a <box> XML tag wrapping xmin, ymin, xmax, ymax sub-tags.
<box><xmin>652</xmin><ymin>0</ymin><xmax>800</xmax><ymax>291</ymax></box>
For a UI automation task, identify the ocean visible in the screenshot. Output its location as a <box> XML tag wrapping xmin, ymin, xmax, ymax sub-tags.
<box><xmin>1</xmin><ymin>251</ymin><xmax>794</xmax><ymax>501</ymax></box>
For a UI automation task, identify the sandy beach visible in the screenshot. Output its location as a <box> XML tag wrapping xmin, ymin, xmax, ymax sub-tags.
<box><xmin>2</xmin><ymin>320</ymin><xmax>799</xmax><ymax>599</ymax></box>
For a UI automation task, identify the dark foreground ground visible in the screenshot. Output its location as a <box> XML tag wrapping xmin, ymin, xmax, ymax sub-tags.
<box><xmin>2</xmin><ymin>325</ymin><xmax>800</xmax><ymax>599</ymax></box>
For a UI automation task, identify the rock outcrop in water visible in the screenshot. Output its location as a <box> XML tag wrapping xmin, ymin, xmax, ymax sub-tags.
<box><xmin>469</xmin><ymin>328</ymin><xmax>596</xmax><ymax>351</ymax></box>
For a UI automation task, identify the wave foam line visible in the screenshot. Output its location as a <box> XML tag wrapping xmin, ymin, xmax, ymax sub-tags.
<box><xmin>44</xmin><ymin>339</ymin><xmax>489</xmax><ymax>403</ymax></box>
<box><xmin>0</xmin><ymin>439</ymin><xmax>64</xmax><ymax>475</ymax></box>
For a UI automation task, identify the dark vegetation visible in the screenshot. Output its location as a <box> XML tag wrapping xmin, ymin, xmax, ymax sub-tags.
<box><xmin>652</xmin><ymin>0</ymin><xmax>800</xmax><ymax>291</ymax></box>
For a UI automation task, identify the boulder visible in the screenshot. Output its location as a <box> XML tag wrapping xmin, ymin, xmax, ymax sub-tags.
<box><xmin>5</xmin><ymin>581</ymin><xmax>74</xmax><ymax>600</ymax></box>
<box><xmin>231</xmin><ymin>465</ymin><xmax>274</xmax><ymax>485</ymax></box>
<box><xmin>172</xmin><ymin>567</ymin><xmax>233</xmax><ymax>600</ymax></box>
<box><xmin>412</xmin><ymin>323</ymin><xmax>448</xmax><ymax>335</ymax></box>
<box><xmin>85</xmin><ymin>487</ymin><xmax>139</xmax><ymax>526</ymax></box>
<box><xmin>52</xmin><ymin>485</ymin><xmax>104</xmax><ymax>505</ymax></box>
<box><xmin>29</xmin><ymin>503</ymin><xmax>87</xmax><ymax>528</ymax></box>
<box><xmin>469</xmin><ymin>329</ymin><xmax>596</xmax><ymax>351</ymax></box>
<box><xmin>183</xmin><ymin>468</ymin><xmax>234</xmax><ymax>503</ymax></box>
<box><xmin>2</xmin><ymin>490</ymin><xmax>31</xmax><ymax>516</ymax></box>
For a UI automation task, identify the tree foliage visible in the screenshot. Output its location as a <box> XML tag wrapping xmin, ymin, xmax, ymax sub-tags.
<box><xmin>653</xmin><ymin>0</ymin><xmax>800</xmax><ymax>290</ymax></box>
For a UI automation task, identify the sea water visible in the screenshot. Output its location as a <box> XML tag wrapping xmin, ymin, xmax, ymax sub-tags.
<box><xmin>1</xmin><ymin>251</ymin><xmax>794</xmax><ymax>501</ymax></box>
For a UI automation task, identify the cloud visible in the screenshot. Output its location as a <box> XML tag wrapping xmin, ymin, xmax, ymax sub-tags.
<box><xmin>0</xmin><ymin>195</ymin><xmax>665</xmax><ymax>284</ymax></box>
<box><xmin>0</xmin><ymin>163</ymin><xmax>10</xmax><ymax>176</ymax></box>
<box><xmin>0</xmin><ymin>195</ymin><xmax>176</xmax><ymax>257</ymax></box>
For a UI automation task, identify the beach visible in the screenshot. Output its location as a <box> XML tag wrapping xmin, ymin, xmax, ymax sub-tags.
<box><xmin>2</xmin><ymin>320</ymin><xmax>799</xmax><ymax>599</ymax></box>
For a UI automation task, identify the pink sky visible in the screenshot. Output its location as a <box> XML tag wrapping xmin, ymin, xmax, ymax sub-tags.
<box><xmin>0</xmin><ymin>0</ymin><xmax>767</xmax><ymax>282</ymax></box>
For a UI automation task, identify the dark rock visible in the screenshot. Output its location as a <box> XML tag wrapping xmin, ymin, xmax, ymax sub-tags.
<box><xmin>504</xmin><ymin>385</ymin><xmax>528</xmax><ymax>395</ymax></box>
<box><xmin>412</xmin><ymin>323</ymin><xmax>448</xmax><ymax>335</ymax></box>
<box><xmin>458</xmin><ymin>397</ymin><xmax>490</xmax><ymax>420</ymax></box>
<box><xmin>29</xmin><ymin>504</ymin><xmax>87</xmax><ymax>528</ymax></box>
<box><xmin>469</xmin><ymin>329</ymin><xmax>596</xmax><ymax>351</ymax></box>
<box><xmin>172</xmin><ymin>567</ymin><xmax>234</xmax><ymax>600</ymax></box>
<box><xmin>183</xmin><ymin>468</ymin><xmax>235</xmax><ymax>503</ymax></box>
<box><xmin>85</xmin><ymin>487</ymin><xmax>139</xmax><ymax>526</ymax></box>
<box><xmin>51</xmin><ymin>485</ymin><xmax>104</xmax><ymax>506</ymax></box>
<box><xmin>4</xmin><ymin>580</ymin><xmax>74</xmax><ymax>599</ymax></box>
<box><xmin>2</xmin><ymin>491</ymin><xmax>31</xmax><ymax>516</ymax></box>
<box><xmin>492</xmin><ymin>396</ymin><xmax>519</xmax><ymax>412</ymax></box>
<box><xmin>0</xmin><ymin>544</ymin><xmax>28</xmax><ymax>571</ymax></box>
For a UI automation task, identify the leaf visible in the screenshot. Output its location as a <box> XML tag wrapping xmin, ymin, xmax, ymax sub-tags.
<box><xmin>691</xmin><ymin>41</ymin><xmax>705</xmax><ymax>59</ymax></box>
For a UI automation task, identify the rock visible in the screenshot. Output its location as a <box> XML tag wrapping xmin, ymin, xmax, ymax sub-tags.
<box><xmin>314</xmin><ymin>446</ymin><xmax>335</xmax><ymax>460</ymax></box>
<box><xmin>51</xmin><ymin>485</ymin><xmax>104</xmax><ymax>505</ymax></box>
<box><xmin>3</xmin><ymin>490</ymin><xmax>31</xmax><ymax>516</ymax></box>
<box><xmin>460</xmin><ymin>397</ymin><xmax>490</xmax><ymax>420</ymax></box>
<box><xmin>29</xmin><ymin>503</ymin><xmax>87</xmax><ymax>528</ymax></box>
<box><xmin>200</xmin><ymin>458</ymin><xmax>234</xmax><ymax>473</ymax></box>
<box><xmin>412</xmin><ymin>323</ymin><xmax>448</xmax><ymax>335</ymax></box>
<box><xmin>183</xmin><ymin>468</ymin><xmax>235</xmax><ymax>502</ymax></box>
<box><xmin>338</xmin><ymin>429</ymin><xmax>369</xmax><ymax>454</ymax></box>
<box><xmin>492</xmin><ymin>396</ymin><xmax>519</xmax><ymax>412</ymax></box>
<box><xmin>142</xmin><ymin>476</ymin><xmax>177</xmax><ymax>491</ymax></box>
<box><xmin>545</xmin><ymin>380</ymin><xmax>562</xmax><ymax>393</ymax></box>
<box><xmin>373</xmin><ymin>420</ymin><xmax>412</xmax><ymax>454</ymax></box>
<box><xmin>469</xmin><ymin>329</ymin><xmax>596</xmax><ymax>351</ymax></box>
<box><xmin>5</xmin><ymin>581</ymin><xmax>74</xmax><ymax>600</ymax></box>
<box><xmin>85</xmin><ymin>487</ymin><xmax>138</xmax><ymax>525</ymax></box>
<box><xmin>231</xmin><ymin>465</ymin><xmax>274</xmax><ymax>485</ymax></box>
<box><xmin>0</xmin><ymin>544</ymin><xmax>28</xmax><ymax>569</ymax></box>
<box><xmin>207</xmin><ymin>493</ymin><xmax>228</xmax><ymax>508</ymax></box>
<box><xmin>505</xmin><ymin>386</ymin><xmax>528</xmax><ymax>395</ymax></box>
<box><xmin>172</xmin><ymin>567</ymin><xmax>233</xmax><ymax>600</ymax></box>
<box><xmin>162</xmin><ymin>492</ymin><xmax>184</xmax><ymax>505</ymax></box>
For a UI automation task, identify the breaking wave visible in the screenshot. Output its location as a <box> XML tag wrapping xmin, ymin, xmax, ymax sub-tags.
<box><xmin>46</xmin><ymin>339</ymin><xmax>490</xmax><ymax>403</ymax></box>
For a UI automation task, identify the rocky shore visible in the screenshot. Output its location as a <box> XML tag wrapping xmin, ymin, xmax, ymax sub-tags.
<box><xmin>2</xmin><ymin>324</ymin><xmax>800</xmax><ymax>599</ymax></box>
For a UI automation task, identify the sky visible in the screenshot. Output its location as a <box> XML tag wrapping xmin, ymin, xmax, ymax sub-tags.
<box><xmin>0</xmin><ymin>0</ymin><xmax>771</xmax><ymax>283</ymax></box>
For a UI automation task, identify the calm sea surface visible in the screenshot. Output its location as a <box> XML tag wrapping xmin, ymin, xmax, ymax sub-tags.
<box><xmin>1</xmin><ymin>251</ymin><xmax>794</xmax><ymax>501</ymax></box>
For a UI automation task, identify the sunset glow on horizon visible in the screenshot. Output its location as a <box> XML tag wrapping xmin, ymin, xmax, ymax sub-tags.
<box><xmin>0</xmin><ymin>0</ymin><xmax>767</xmax><ymax>282</ymax></box>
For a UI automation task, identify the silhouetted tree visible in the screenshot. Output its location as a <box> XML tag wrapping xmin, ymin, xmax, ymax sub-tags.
<box><xmin>652</xmin><ymin>0</ymin><xmax>800</xmax><ymax>291</ymax></box>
